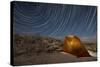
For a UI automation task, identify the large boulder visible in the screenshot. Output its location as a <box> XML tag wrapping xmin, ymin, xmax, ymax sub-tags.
<box><xmin>63</xmin><ymin>35</ymin><xmax>90</xmax><ymax>57</ymax></box>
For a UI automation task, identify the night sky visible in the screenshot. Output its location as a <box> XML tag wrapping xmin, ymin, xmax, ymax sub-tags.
<box><xmin>12</xmin><ymin>1</ymin><xmax>97</xmax><ymax>40</ymax></box>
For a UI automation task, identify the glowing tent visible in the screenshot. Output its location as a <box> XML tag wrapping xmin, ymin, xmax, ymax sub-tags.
<box><xmin>63</xmin><ymin>35</ymin><xmax>90</xmax><ymax>57</ymax></box>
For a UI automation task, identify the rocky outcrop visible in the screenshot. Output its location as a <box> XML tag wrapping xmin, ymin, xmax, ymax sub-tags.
<box><xmin>63</xmin><ymin>35</ymin><xmax>91</xmax><ymax>57</ymax></box>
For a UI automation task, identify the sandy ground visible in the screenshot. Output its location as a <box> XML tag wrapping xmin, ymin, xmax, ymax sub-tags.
<box><xmin>13</xmin><ymin>52</ymin><xmax>97</xmax><ymax>66</ymax></box>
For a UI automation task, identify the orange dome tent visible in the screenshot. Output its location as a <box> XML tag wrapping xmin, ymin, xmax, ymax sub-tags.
<box><xmin>63</xmin><ymin>35</ymin><xmax>90</xmax><ymax>57</ymax></box>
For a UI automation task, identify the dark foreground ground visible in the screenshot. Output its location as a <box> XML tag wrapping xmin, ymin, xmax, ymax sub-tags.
<box><xmin>13</xmin><ymin>52</ymin><xmax>97</xmax><ymax>66</ymax></box>
<box><xmin>12</xmin><ymin>34</ymin><xmax>97</xmax><ymax>66</ymax></box>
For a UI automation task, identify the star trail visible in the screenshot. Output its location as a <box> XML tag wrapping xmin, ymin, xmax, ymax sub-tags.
<box><xmin>12</xmin><ymin>1</ymin><xmax>97</xmax><ymax>40</ymax></box>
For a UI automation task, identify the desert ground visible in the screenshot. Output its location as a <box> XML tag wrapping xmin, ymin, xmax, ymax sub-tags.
<box><xmin>12</xmin><ymin>33</ymin><xmax>97</xmax><ymax>66</ymax></box>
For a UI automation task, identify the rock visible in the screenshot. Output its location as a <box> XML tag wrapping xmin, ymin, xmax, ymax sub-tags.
<box><xmin>63</xmin><ymin>35</ymin><xmax>91</xmax><ymax>57</ymax></box>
